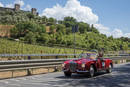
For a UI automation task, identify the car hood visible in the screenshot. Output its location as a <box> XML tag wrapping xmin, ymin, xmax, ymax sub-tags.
<box><xmin>75</xmin><ymin>58</ymin><xmax>93</xmax><ymax>63</ymax></box>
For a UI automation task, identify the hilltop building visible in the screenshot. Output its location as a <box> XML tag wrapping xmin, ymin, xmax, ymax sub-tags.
<box><xmin>0</xmin><ymin>4</ymin><xmax>38</xmax><ymax>15</ymax></box>
<box><xmin>0</xmin><ymin>4</ymin><xmax>39</xmax><ymax>37</ymax></box>
<box><xmin>15</xmin><ymin>4</ymin><xmax>20</xmax><ymax>11</ymax></box>
<box><xmin>31</xmin><ymin>8</ymin><xmax>36</xmax><ymax>15</ymax></box>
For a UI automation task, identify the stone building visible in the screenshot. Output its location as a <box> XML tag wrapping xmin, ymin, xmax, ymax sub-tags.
<box><xmin>31</xmin><ymin>8</ymin><xmax>37</xmax><ymax>15</ymax></box>
<box><xmin>14</xmin><ymin>4</ymin><xmax>20</xmax><ymax>11</ymax></box>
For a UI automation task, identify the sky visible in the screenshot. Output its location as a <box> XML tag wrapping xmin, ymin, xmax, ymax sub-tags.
<box><xmin>0</xmin><ymin>0</ymin><xmax>130</xmax><ymax>38</ymax></box>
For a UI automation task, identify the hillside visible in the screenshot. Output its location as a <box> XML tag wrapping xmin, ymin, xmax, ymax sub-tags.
<box><xmin>0</xmin><ymin>6</ymin><xmax>129</xmax><ymax>52</ymax></box>
<box><xmin>9</xmin><ymin>19</ymin><xmax>129</xmax><ymax>52</ymax></box>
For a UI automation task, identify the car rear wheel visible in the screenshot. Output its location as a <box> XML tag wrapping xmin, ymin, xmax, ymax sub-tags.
<box><xmin>89</xmin><ymin>65</ymin><xmax>95</xmax><ymax>77</ymax></box>
<box><xmin>106</xmin><ymin>64</ymin><xmax>112</xmax><ymax>73</ymax></box>
<box><xmin>64</xmin><ymin>72</ymin><xmax>72</xmax><ymax>77</ymax></box>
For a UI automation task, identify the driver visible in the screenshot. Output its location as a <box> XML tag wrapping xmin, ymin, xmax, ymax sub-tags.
<box><xmin>86</xmin><ymin>53</ymin><xmax>97</xmax><ymax>60</ymax></box>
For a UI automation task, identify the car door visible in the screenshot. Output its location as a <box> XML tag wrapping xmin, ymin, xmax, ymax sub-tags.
<box><xmin>97</xmin><ymin>58</ymin><xmax>106</xmax><ymax>69</ymax></box>
<box><xmin>96</xmin><ymin>58</ymin><xmax>102</xmax><ymax>70</ymax></box>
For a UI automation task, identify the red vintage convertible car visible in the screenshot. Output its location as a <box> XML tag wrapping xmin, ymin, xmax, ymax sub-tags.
<box><xmin>62</xmin><ymin>52</ymin><xmax>113</xmax><ymax>77</ymax></box>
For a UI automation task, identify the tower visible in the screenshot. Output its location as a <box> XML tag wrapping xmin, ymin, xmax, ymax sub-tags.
<box><xmin>14</xmin><ymin>4</ymin><xmax>20</xmax><ymax>11</ymax></box>
<box><xmin>31</xmin><ymin>8</ymin><xmax>37</xmax><ymax>15</ymax></box>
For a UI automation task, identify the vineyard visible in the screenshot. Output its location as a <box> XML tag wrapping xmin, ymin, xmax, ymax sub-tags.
<box><xmin>0</xmin><ymin>38</ymin><xmax>85</xmax><ymax>54</ymax></box>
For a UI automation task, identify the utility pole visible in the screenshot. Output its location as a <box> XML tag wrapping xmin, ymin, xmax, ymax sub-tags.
<box><xmin>72</xmin><ymin>24</ymin><xmax>78</xmax><ymax>58</ymax></box>
<box><xmin>73</xmin><ymin>30</ymin><xmax>76</xmax><ymax>56</ymax></box>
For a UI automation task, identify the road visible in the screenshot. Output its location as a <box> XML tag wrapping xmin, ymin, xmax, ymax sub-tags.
<box><xmin>0</xmin><ymin>63</ymin><xmax>130</xmax><ymax>87</ymax></box>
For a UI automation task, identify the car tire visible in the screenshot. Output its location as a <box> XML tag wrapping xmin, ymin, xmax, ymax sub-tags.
<box><xmin>106</xmin><ymin>64</ymin><xmax>112</xmax><ymax>73</ymax></box>
<box><xmin>64</xmin><ymin>72</ymin><xmax>72</xmax><ymax>77</ymax></box>
<box><xmin>89</xmin><ymin>65</ymin><xmax>95</xmax><ymax>77</ymax></box>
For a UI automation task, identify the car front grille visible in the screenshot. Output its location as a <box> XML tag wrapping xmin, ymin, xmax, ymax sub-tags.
<box><xmin>69</xmin><ymin>62</ymin><xmax>77</xmax><ymax>72</ymax></box>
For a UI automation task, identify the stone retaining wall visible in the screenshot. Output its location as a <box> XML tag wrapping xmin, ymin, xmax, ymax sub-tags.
<box><xmin>0</xmin><ymin>66</ymin><xmax>61</xmax><ymax>79</ymax></box>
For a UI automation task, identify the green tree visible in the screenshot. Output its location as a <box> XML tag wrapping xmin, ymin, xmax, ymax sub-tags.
<box><xmin>56</xmin><ymin>24</ymin><xmax>66</xmax><ymax>34</ymax></box>
<box><xmin>41</xmin><ymin>16</ymin><xmax>48</xmax><ymax>24</ymax></box>
<box><xmin>63</xmin><ymin>17</ymin><xmax>77</xmax><ymax>27</ymax></box>
<box><xmin>10</xmin><ymin>27</ymin><xmax>19</xmax><ymax>38</ymax></box>
<box><xmin>78</xmin><ymin>22</ymin><xmax>87</xmax><ymax>33</ymax></box>
<box><xmin>24</xmin><ymin>32</ymin><xmax>36</xmax><ymax>44</ymax></box>
<box><xmin>27</xmin><ymin>13</ymin><xmax>35</xmax><ymax>21</ymax></box>
<box><xmin>38</xmin><ymin>33</ymin><xmax>50</xmax><ymax>44</ymax></box>
<box><xmin>91</xmin><ymin>24</ymin><xmax>99</xmax><ymax>33</ymax></box>
<box><xmin>48</xmin><ymin>17</ymin><xmax>56</xmax><ymax>25</ymax></box>
<box><xmin>122</xmin><ymin>42</ymin><xmax>128</xmax><ymax>50</ymax></box>
<box><xmin>50</xmin><ymin>25</ymin><xmax>56</xmax><ymax>34</ymax></box>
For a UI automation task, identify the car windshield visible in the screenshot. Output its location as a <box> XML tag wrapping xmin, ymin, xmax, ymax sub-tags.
<box><xmin>79</xmin><ymin>53</ymin><xmax>97</xmax><ymax>59</ymax></box>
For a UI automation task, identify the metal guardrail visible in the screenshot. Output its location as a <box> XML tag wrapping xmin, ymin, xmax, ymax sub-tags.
<box><xmin>0</xmin><ymin>54</ymin><xmax>129</xmax><ymax>71</ymax></box>
<box><xmin>0</xmin><ymin>56</ymin><xmax>130</xmax><ymax>71</ymax></box>
<box><xmin>105</xmin><ymin>54</ymin><xmax>130</xmax><ymax>56</ymax></box>
<box><xmin>108</xmin><ymin>56</ymin><xmax>130</xmax><ymax>60</ymax></box>
<box><xmin>0</xmin><ymin>58</ymin><xmax>74</xmax><ymax>72</ymax></box>
<box><xmin>0</xmin><ymin>54</ymin><xmax>129</xmax><ymax>57</ymax></box>
<box><xmin>0</xmin><ymin>54</ymin><xmax>78</xmax><ymax>57</ymax></box>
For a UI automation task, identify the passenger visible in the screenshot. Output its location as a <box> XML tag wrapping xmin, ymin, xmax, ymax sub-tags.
<box><xmin>98</xmin><ymin>51</ymin><xmax>104</xmax><ymax>58</ymax></box>
<box><xmin>97</xmin><ymin>51</ymin><xmax>104</xmax><ymax>61</ymax></box>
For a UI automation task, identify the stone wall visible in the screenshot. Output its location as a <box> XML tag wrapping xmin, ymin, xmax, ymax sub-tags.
<box><xmin>0</xmin><ymin>66</ymin><xmax>61</xmax><ymax>79</ymax></box>
<box><xmin>0</xmin><ymin>25</ymin><xmax>14</xmax><ymax>37</ymax></box>
<box><xmin>0</xmin><ymin>25</ymin><xmax>54</xmax><ymax>37</ymax></box>
<box><xmin>0</xmin><ymin>7</ymin><xmax>14</xmax><ymax>12</ymax></box>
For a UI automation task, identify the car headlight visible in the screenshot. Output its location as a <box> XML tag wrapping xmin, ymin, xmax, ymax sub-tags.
<box><xmin>81</xmin><ymin>64</ymin><xmax>85</xmax><ymax>68</ymax></box>
<box><xmin>62</xmin><ymin>63</ymin><xmax>65</xmax><ymax>67</ymax></box>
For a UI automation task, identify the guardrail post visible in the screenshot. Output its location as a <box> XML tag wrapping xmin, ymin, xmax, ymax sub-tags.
<box><xmin>41</xmin><ymin>51</ymin><xmax>43</xmax><ymax>59</ymax></box>
<box><xmin>56</xmin><ymin>56</ymin><xmax>58</xmax><ymax>59</ymax></box>
<box><xmin>12</xmin><ymin>70</ymin><xmax>13</xmax><ymax>78</ymax></box>
<box><xmin>28</xmin><ymin>56</ymin><xmax>31</xmax><ymax>60</ymax></box>
<box><xmin>27</xmin><ymin>69</ymin><xmax>31</xmax><ymax>76</ymax></box>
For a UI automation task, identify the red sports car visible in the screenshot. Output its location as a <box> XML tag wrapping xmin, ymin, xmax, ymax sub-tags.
<box><xmin>62</xmin><ymin>53</ymin><xmax>113</xmax><ymax>77</ymax></box>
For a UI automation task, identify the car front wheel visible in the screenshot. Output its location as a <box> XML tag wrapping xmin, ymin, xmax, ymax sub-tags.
<box><xmin>106</xmin><ymin>64</ymin><xmax>112</xmax><ymax>73</ymax></box>
<box><xmin>64</xmin><ymin>72</ymin><xmax>72</xmax><ymax>77</ymax></box>
<box><xmin>89</xmin><ymin>65</ymin><xmax>95</xmax><ymax>77</ymax></box>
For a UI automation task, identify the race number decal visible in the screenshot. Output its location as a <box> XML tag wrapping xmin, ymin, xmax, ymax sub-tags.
<box><xmin>102</xmin><ymin>62</ymin><xmax>105</xmax><ymax>67</ymax></box>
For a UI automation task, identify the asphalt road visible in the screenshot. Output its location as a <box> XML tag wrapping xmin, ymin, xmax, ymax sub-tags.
<box><xmin>0</xmin><ymin>63</ymin><xmax>130</xmax><ymax>87</ymax></box>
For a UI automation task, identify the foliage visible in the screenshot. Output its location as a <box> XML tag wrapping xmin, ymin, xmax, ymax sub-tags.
<box><xmin>0</xmin><ymin>8</ymin><xmax>129</xmax><ymax>52</ymax></box>
<box><xmin>50</xmin><ymin>25</ymin><xmax>56</xmax><ymax>34</ymax></box>
<box><xmin>10</xmin><ymin>19</ymin><xmax>130</xmax><ymax>52</ymax></box>
<box><xmin>10</xmin><ymin>22</ymin><xmax>46</xmax><ymax>44</ymax></box>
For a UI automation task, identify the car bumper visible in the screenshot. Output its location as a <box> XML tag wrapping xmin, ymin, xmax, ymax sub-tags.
<box><xmin>76</xmin><ymin>70</ymin><xmax>89</xmax><ymax>73</ymax></box>
<box><xmin>63</xmin><ymin>69</ymin><xmax>89</xmax><ymax>73</ymax></box>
